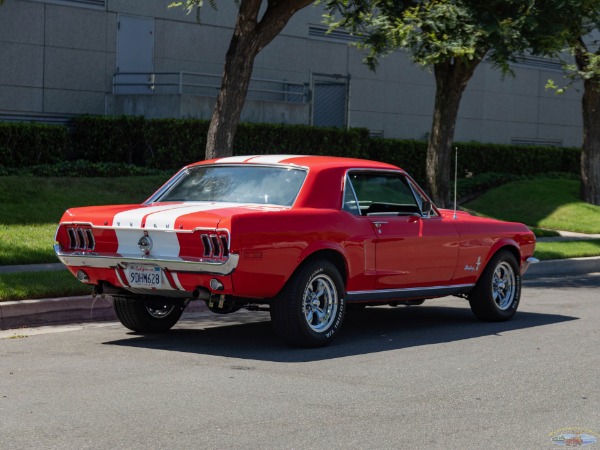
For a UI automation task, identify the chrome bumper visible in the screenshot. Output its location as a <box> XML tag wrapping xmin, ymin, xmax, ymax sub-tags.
<box><xmin>521</xmin><ymin>257</ymin><xmax>539</xmax><ymax>275</ymax></box>
<box><xmin>54</xmin><ymin>244</ymin><xmax>239</xmax><ymax>275</ymax></box>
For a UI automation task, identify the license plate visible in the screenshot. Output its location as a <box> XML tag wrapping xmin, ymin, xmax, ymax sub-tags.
<box><xmin>126</xmin><ymin>265</ymin><xmax>162</xmax><ymax>288</ymax></box>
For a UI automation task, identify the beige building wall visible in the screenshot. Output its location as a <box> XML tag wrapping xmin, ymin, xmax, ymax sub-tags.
<box><xmin>0</xmin><ymin>0</ymin><xmax>584</xmax><ymax>146</ymax></box>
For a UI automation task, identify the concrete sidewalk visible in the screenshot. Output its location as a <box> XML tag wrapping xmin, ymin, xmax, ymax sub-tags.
<box><xmin>1</xmin><ymin>256</ymin><xmax>599</xmax><ymax>331</ymax></box>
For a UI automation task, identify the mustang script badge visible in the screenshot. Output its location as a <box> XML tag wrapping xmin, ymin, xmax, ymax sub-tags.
<box><xmin>464</xmin><ymin>256</ymin><xmax>482</xmax><ymax>272</ymax></box>
<box><xmin>138</xmin><ymin>233</ymin><xmax>153</xmax><ymax>255</ymax></box>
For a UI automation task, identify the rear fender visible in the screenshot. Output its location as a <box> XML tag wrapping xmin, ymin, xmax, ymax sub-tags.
<box><xmin>295</xmin><ymin>241</ymin><xmax>349</xmax><ymax>284</ymax></box>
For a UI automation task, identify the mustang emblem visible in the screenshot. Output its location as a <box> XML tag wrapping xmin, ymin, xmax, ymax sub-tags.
<box><xmin>138</xmin><ymin>233</ymin><xmax>153</xmax><ymax>255</ymax></box>
<box><xmin>464</xmin><ymin>256</ymin><xmax>482</xmax><ymax>272</ymax></box>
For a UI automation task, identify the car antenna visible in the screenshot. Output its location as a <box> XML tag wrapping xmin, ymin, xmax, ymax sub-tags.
<box><xmin>453</xmin><ymin>146</ymin><xmax>458</xmax><ymax>220</ymax></box>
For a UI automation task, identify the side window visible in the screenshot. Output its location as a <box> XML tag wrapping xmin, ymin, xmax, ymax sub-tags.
<box><xmin>343</xmin><ymin>175</ymin><xmax>360</xmax><ymax>215</ymax></box>
<box><xmin>407</xmin><ymin>178</ymin><xmax>438</xmax><ymax>217</ymax></box>
<box><xmin>347</xmin><ymin>172</ymin><xmax>420</xmax><ymax>216</ymax></box>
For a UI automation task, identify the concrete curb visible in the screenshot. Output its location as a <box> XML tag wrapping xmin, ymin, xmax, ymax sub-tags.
<box><xmin>526</xmin><ymin>256</ymin><xmax>600</xmax><ymax>278</ymax></box>
<box><xmin>1</xmin><ymin>257</ymin><xmax>599</xmax><ymax>331</ymax></box>
<box><xmin>0</xmin><ymin>295</ymin><xmax>208</xmax><ymax>331</ymax></box>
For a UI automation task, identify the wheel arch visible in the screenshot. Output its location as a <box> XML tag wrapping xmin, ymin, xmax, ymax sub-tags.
<box><xmin>484</xmin><ymin>240</ymin><xmax>522</xmax><ymax>272</ymax></box>
<box><xmin>296</xmin><ymin>247</ymin><xmax>349</xmax><ymax>287</ymax></box>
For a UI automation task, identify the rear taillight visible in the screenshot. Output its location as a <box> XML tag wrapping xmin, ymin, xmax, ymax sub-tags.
<box><xmin>65</xmin><ymin>225</ymin><xmax>95</xmax><ymax>251</ymax></box>
<box><xmin>200</xmin><ymin>231</ymin><xmax>229</xmax><ymax>259</ymax></box>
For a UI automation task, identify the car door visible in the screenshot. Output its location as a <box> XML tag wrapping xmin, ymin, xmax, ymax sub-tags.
<box><xmin>345</xmin><ymin>171</ymin><xmax>459</xmax><ymax>289</ymax></box>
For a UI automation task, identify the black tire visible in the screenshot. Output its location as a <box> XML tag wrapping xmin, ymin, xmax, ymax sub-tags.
<box><xmin>346</xmin><ymin>303</ymin><xmax>367</xmax><ymax>311</ymax></box>
<box><xmin>113</xmin><ymin>297</ymin><xmax>184</xmax><ymax>333</ymax></box>
<box><xmin>270</xmin><ymin>259</ymin><xmax>345</xmax><ymax>347</ymax></box>
<box><xmin>468</xmin><ymin>250</ymin><xmax>521</xmax><ymax>321</ymax></box>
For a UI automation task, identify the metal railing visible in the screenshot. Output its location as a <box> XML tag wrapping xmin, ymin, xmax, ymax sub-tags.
<box><xmin>113</xmin><ymin>71</ymin><xmax>308</xmax><ymax>103</ymax></box>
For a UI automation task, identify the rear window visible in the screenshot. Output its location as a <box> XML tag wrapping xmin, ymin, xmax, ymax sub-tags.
<box><xmin>155</xmin><ymin>165</ymin><xmax>307</xmax><ymax>207</ymax></box>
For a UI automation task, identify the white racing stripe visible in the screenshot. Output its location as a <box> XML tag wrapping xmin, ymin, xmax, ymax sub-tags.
<box><xmin>214</xmin><ymin>155</ymin><xmax>305</xmax><ymax>165</ymax></box>
<box><xmin>112</xmin><ymin>204</ymin><xmax>186</xmax><ymax>228</ymax></box>
<box><xmin>214</xmin><ymin>155</ymin><xmax>255</xmax><ymax>163</ymax></box>
<box><xmin>144</xmin><ymin>202</ymin><xmax>245</xmax><ymax>230</ymax></box>
<box><xmin>245</xmin><ymin>155</ymin><xmax>305</xmax><ymax>164</ymax></box>
<box><xmin>113</xmin><ymin>202</ymin><xmax>254</xmax><ymax>259</ymax></box>
<box><xmin>116</xmin><ymin>228</ymin><xmax>181</xmax><ymax>258</ymax></box>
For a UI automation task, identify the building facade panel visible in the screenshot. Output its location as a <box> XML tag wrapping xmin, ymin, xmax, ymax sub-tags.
<box><xmin>45</xmin><ymin>4</ymin><xmax>108</xmax><ymax>51</ymax></box>
<box><xmin>0</xmin><ymin>42</ymin><xmax>44</xmax><ymax>88</ymax></box>
<box><xmin>0</xmin><ymin>86</ymin><xmax>43</xmax><ymax>112</ymax></box>
<box><xmin>0</xmin><ymin>0</ymin><xmax>585</xmax><ymax>147</ymax></box>
<box><xmin>44</xmin><ymin>47</ymin><xmax>107</xmax><ymax>91</ymax></box>
<box><xmin>0</xmin><ymin>1</ymin><xmax>45</xmax><ymax>45</ymax></box>
<box><xmin>43</xmin><ymin>88</ymin><xmax>104</xmax><ymax>114</ymax></box>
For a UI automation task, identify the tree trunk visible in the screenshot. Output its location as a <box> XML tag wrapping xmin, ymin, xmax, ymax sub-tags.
<box><xmin>427</xmin><ymin>57</ymin><xmax>482</xmax><ymax>208</ymax></box>
<box><xmin>205</xmin><ymin>0</ymin><xmax>313</xmax><ymax>160</ymax></box>
<box><xmin>574</xmin><ymin>38</ymin><xmax>600</xmax><ymax>206</ymax></box>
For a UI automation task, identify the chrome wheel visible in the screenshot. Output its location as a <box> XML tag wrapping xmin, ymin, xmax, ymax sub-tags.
<box><xmin>145</xmin><ymin>303</ymin><xmax>176</xmax><ymax>319</ymax></box>
<box><xmin>469</xmin><ymin>250</ymin><xmax>521</xmax><ymax>322</ymax></box>
<box><xmin>270</xmin><ymin>259</ymin><xmax>345</xmax><ymax>347</ymax></box>
<box><xmin>302</xmin><ymin>273</ymin><xmax>339</xmax><ymax>332</ymax></box>
<box><xmin>493</xmin><ymin>261</ymin><xmax>516</xmax><ymax>310</ymax></box>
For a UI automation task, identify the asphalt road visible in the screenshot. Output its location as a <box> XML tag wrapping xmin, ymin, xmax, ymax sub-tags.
<box><xmin>1</xmin><ymin>274</ymin><xmax>599</xmax><ymax>449</ymax></box>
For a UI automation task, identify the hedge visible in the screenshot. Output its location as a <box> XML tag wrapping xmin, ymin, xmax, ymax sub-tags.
<box><xmin>0</xmin><ymin>116</ymin><xmax>582</xmax><ymax>182</ymax></box>
<box><xmin>71</xmin><ymin>115</ymin><xmax>147</xmax><ymax>164</ymax></box>
<box><xmin>365</xmin><ymin>138</ymin><xmax>582</xmax><ymax>184</ymax></box>
<box><xmin>0</xmin><ymin>122</ymin><xmax>69</xmax><ymax>167</ymax></box>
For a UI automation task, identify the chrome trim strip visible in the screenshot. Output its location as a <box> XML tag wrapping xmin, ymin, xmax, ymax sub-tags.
<box><xmin>54</xmin><ymin>244</ymin><xmax>239</xmax><ymax>275</ymax></box>
<box><xmin>346</xmin><ymin>283</ymin><xmax>474</xmax><ymax>302</ymax></box>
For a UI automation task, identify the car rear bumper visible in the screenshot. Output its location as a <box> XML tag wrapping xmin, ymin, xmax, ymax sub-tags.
<box><xmin>54</xmin><ymin>244</ymin><xmax>239</xmax><ymax>275</ymax></box>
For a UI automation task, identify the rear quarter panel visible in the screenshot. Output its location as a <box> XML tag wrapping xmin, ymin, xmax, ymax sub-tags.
<box><xmin>227</xmin><ymin>209</ymin><xmax>378</xmax><ymax>299</ymax></box>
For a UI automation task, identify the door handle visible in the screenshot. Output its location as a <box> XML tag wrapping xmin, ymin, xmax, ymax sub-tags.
<box><xmin>372</xmin><ymin>221</ymin><xmax>388</xmax><ymax>228</ymax></box>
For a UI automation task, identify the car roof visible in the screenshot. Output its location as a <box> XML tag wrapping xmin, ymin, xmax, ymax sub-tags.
<box><xmin>193</xmin><ymin>154</ymin><xmax>404</xmax><ymax>172</ymax></box>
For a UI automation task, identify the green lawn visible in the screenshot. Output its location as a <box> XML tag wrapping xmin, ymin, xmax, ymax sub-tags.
<box><xmin>534</xmin><ymin>240</ymin><xmax>600</xmax><ymax>260</ymax></box>
<box><xmin>0</xmin><ymin>271</ymin><xmax>91</xmax><ymax>301</ymax></box>
<box><xmin>464</xmin><ymin>178</ymin><xmax>600</xmax><ymax>234</ymax></box>
<box><xmin>0</xmin><ymin>175</ymin><xmax>169</xmax><ymax>266</ymax></box>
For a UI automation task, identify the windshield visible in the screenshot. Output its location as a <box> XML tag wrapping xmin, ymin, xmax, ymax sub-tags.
<box><xmin>155</xmin><ymin>165</ymin><xmax>307</xmax><ymax>207</ymax></box>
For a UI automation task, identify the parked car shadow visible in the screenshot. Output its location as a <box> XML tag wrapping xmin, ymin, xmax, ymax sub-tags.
<box><xmin>103</xmin><ymin>302</ymin><xmax>577</xmax><ymax>363</ymax></box>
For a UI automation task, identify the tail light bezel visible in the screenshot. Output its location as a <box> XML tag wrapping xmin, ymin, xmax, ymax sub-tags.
<box><xmin>199</xmin><ymin>230</ymin><xmax>230</xmax><ymax>260</ymax></box>
<box><xmin>64</xmin><ymin>225</ymin><xmax>95</xmax><ymax>251</ymax></box>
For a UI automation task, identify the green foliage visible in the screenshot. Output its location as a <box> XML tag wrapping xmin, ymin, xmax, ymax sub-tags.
<box><xmin>169</xmin><ymin>0</ymin><xmax>238</xmax><ymax>23</ymax></box>
<box><xmin>465</xmin><ymin>178</ymin><xmax>600</xmax><ymax>233</ymax></box>
<box><xmin>0</xmin><ymin>161</ymin><xmax>169</xmax><ymax>177</ymax></box>
<box><xmin>366</xmin><ymin>139</ymin><xmax>580</xmax><ymax>187</ymax></box>
<box><xmin>71</xmin><ymin>115</ymin><xmax>147</xmax><ymax>164</ymax></box>
<box><xmin>323</xmin><ymin>0</ymin><xmax>539</xmax><ymax>72</ymax></box>
<box><xmin>0</xmin><ymin>116</ymin><xmax>581</xmax><ymax>181</ymax></box>
<box><xmin>234</xmin><ymin>123</ymin><xmax>370</xmax><ymax>159</ymax></box>
<box><xmin>75</xmin><ymin>117</ymin><xmax>371</xmax><ymax>170</ymax></box>
<box><xmin>455</xmin><ymin>142</ymin><xmax>581</xmax><ymax>178</ymax></box>
<box><xmin>0</xmin><ymin>123</ymin><xmax>69</xmax><ymax>167</ymax></box>
<box><xmin>144</xmin><ymin>119</ymin><xmax>209</xmax><ymax>169</ymax></box>
<box><xmin>366</xmin><ymin>138</ymin><xmax>427</xmax><ymax>182</ymax></box>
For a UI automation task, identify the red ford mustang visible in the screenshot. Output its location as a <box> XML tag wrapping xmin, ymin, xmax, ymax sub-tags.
<box><xmin>55</xmin><ymin>155</ymin><xmax>537</xmax><ymax>347</ymax></box>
